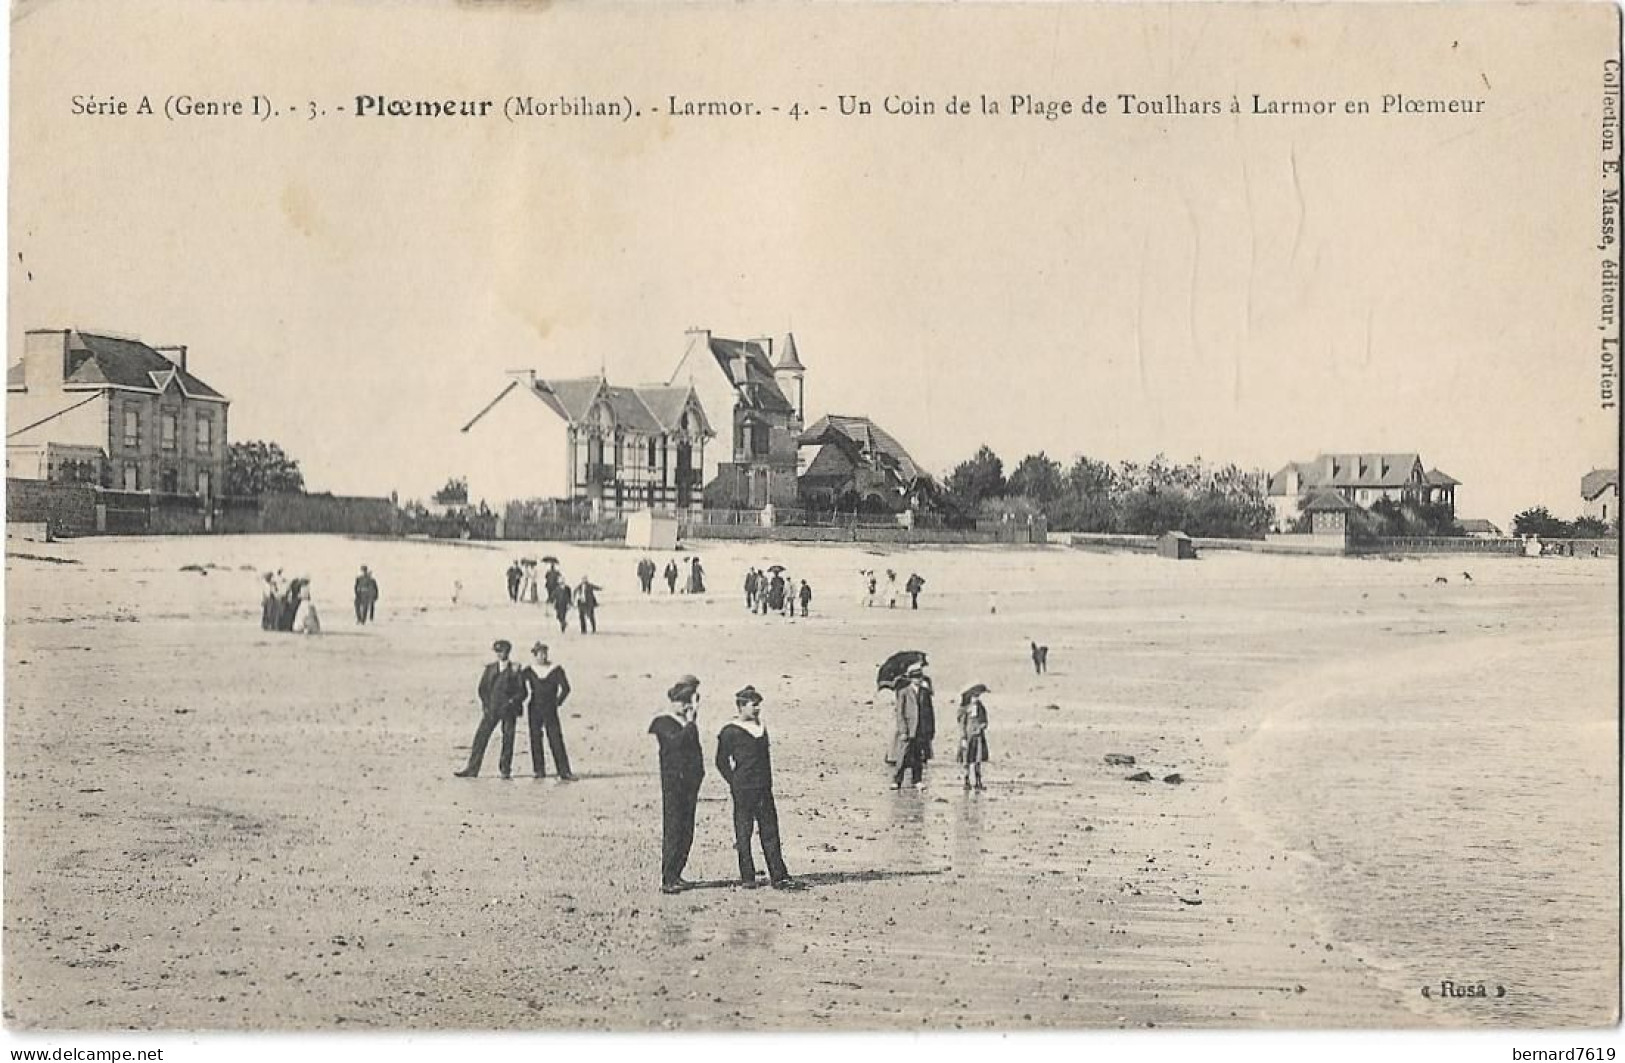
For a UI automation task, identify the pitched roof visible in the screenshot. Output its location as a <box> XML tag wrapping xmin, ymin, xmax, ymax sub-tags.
<box><xmin>1267</xmin><ymin>452</ymin><xmax>1431</xmax><ymax>494</ymax></box>
<box><xmin>774</xmin><ymin>332</ymin><xmax>804</xmax><ymax>371</ymax></box>
<box><xmin>1582</xmin><ymin>468</ymin><xmax>1619</xmax><ymax>500</ymax></box>
<box><xmin>799</xmin><ymin>414</ymin><xmax>923</xmax><ymax>482</ymax></box>
<box><xmin>11</xmin><ymin>330</ymin><xmax>228</xmax><ymax>400</ymax></box>
<box><xmin>707</xmin><ymin>336</ymin><xmax>794</xmax><ymax>414</ymax></box>
<box><xmin>1423</xmin><ymin>468</ymin><xmax>1460</xmax><ymax>487</ymax></box>
<box><xmin>485</xmin><ymin>375</ymin><xmax>710</xmax><ymax>437</ymax></box>
<box><xmin>1303</xmin><ymin>489</ymin><xmax>1359</xmax><ymax>512</ymax></box>
<box><xmin>801</xmin><ymin>442</ymin><xmax>856</xmax><ymax>482</ymax></box>
<box><xmin>73</xmin><ymin>332</ymin><xmax>226</xmax><ymax>399</ymax></box>
<box><xmin>1458</xmin><ymin>518</ymin><xmax>1503</xmax><ymax>535</ymax></box>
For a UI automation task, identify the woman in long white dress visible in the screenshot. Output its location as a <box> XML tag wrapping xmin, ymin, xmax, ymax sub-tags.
<box><xmin>293</xmin><ymin>582</ymin><xmax>322</xmax><ymax>635</ymax></box>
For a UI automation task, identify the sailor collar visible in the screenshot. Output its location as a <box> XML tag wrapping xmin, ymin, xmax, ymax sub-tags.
<box><xmin>723</xmin><ymin>719</ymin><xmax>768</xmax><ymax>739</ymax></box>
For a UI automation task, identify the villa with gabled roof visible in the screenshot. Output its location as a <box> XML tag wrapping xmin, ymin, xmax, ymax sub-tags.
<box><xmin>798</xmin><ymin>413</ymin><xmax>926</xmax><ymax>512</ymax></box>
<box><xmin>461</xmin><ymin>371</ymin><xmax>712</xmax><ymax>519</ymax></box>
<box><xmin>668</xmin><ymin>329</ymin><xmax>804</xmax><ymax>510</ymax></box>
<box><xmin>1266</xmin><ymin>451</ymin><xmax>1459</xmax><ymax>531</ymax></box>
<box><xmin>6</xmin><ymin>328</ymin><xmax>230</xmax><ymax>496</ymax></box>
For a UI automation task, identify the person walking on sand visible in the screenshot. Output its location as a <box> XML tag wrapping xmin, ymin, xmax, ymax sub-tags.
<box><xmin>798</xmin><ymin>578</ymin><xmax>812</xmax><ymax>617</ymax></box>
<box><xmin>521</xmin><ymin>642</ymin><xmax>575</xmax><ymax>780</ymax></box>
<box><xmin>354</xmin><ymin>565</ymin><xmax>379</xmax><ymax>625</ymax></box>
<box><xmin>866</xmin><ymin>570</ymin><xmax>879</xmax><ymax>608</ymax></box>
<box><xmin>506</xmin><ymin>560</ymin><xmax>523</xmax><ymax>603</ymax></box>
<box><xmin>455</xmin><ymin>639</ymin><xmax>527</xmax><ymax>779</ymax></box>
<box><xmin>744</xmin><ymin>567</ymin><xmax>760</xmax><ymax>611</ymax></box>
<box><xmin>957</xmin><ymin>685</ymin><xmax>992</xmax><ymax>791</ymax></box>
<box><xmin>638</xmin><ymin>557</ymin><xmax>657</xmax><ymax>595</ymax></box>
<box><xmin>551</xmin><ymin>578</ymin><xmax>572</xmax><ymax>633</ymax></box>
<box><xmin>664</xmin><ymin>559</ymin><xmax>680</xmax><ymax>594</ymax></box>
<box><xmin>716</xmin><ymin>686</ymin><xmax>795</xmax><ymax>890</ymax></box>
<box><xmin>905</xmin><ymin>572</ymin><xmax>924</xmax><ymax>611</ymax></box>
<box><xmin>686</xmin><ymin>556</ymin><xmax>706</xmax><ymax>595</ymax></box>
<box><xmin>885</xmin><ymin>569</ymin><xmax>899</xmax><ymax>609</ymax></box>
<box><xmin>575</xmin><ymin>577</ymin><xmax>599</xmax><ymax>634</ymax></box>
<box><xmin>650</xmin><ymin>675</ymin><xmax>705</xmax><ymax>895</ymax></box>
<box><xmin>543</xmin><ymin>561</ymin><xmax>561</xmax><ymax>606</ymax></box>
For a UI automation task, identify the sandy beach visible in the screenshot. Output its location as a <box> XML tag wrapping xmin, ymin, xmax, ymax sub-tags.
<box><xmin>3</xmin><ymin>534</ymin><xmax>1617</xmax><ymax>1030</ymax></box>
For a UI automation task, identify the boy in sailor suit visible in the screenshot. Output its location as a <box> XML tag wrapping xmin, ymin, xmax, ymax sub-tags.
<box><xmin>715</xmin><ymin>686</ymin><xmax>795</xmax><ymax>890</ymax></box>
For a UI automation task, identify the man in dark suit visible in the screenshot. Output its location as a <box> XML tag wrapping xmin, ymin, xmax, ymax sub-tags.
<box><xmin>521</xmin><ymin>641</ymin><xmax>575</xmax><ymax>780</ymax></box>
<box><xmin>649</xmin><ymin>675</ymin><xmax>704</xmax><ymax>894</ymax></box>
<box><xmin>354</xmin><ymin>565</ymin><xmax>379</xmax><ymax>624</ymax></box>
<box><xmin>716</xmin><ymin>685</ymin><xmax>794</xmax><ymax>889</ymax></box>
<box><xmin>455</xmin><ymin>639</ymin><xmax>526</xmax><ymax>779</ymax></box>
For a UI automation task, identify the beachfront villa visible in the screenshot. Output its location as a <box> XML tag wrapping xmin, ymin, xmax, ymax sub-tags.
<box><xmin>1266</xmin><ymin>451</ymin><xmax>1460</xmax><ymax>532</ymax></box>
<box><xmin>668</xmin><ymin>329</ymin><xmax>804</xmax><ymax>511</ymax></box>
<box><xmin>460</xmin><ymin>372</ymin><xmax>713</xmax><ymax>520</ymax></box>
<box><xmin>797</xmin><ymin>413</ymin><xmax>927</xmax><ymax>513</ymax></box>
<box><xmin>6</xmin><ymin>328</ymin><xmax>230</xmax><ymax>498</ymax></box>
<box><xmin>1580</xmin><ymin>468</ymin><xmax>1618</xmax><ymax>523</ymax></box>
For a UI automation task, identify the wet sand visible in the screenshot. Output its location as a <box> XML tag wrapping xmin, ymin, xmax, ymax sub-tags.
<box><xmin>3</xmin><ymin>535</ymin><xmax>1616</xmax><ymax>1029</ymax></box>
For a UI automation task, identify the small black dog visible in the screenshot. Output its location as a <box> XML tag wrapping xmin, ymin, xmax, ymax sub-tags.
<box><xmin>1030</xmin><ymin>640</ymin><xmax>1049</xmax><ymax>675</ymax></box>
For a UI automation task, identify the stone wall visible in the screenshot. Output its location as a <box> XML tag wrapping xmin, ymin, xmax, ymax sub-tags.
<box><xmin>5</xmin><ymin>478</ymin><xmax>97</xmax><ymax>537</ymax></box>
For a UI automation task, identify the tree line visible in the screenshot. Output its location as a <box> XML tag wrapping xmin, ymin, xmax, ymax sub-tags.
<box><xmin>932</xmin><ymin>446</ymin><xmax>1275</xmax><ymax>538</ymax></box>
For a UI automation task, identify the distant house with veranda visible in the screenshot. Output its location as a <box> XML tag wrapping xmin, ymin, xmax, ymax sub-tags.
<box><xmin>1581</xmin><ymin>468</ymin><xmax>1618</xmax><ymax>523</ymax></box>
<box><xmin>1266</xmin><ymin>451</ymin><xmax>1459</xmax><ymax>532</ymax></box>
<box><xmin>460</xmin><ymin>372</ymin><xmax>713</xmax><ymax>519</ymax></box>
<box><xmin>667</xmin><ymin>329</ymin><xmax>804</xmax><ymax>511</ymax></box>
<box><xmin>6</xmin><ymin>328</ymin><xmax>229</xmax><ymax>497</ymax></box>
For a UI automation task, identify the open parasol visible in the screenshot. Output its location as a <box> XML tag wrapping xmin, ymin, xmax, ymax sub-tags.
<box><xmin>768</xmin><ymin>564</ymin><xmax>787</xmax><ymax>574</ymax></box>
<box><xmin>960</xmin><ymin>683</ymin><xmax>991</xmax><ymax>706</ymax></box>
<box><xmin>877</xmin><ymin>650</ymin><xmax>929</xmax><ymax>690</ymax></box>
<box><xmin>541</xmin><ymin>555</ymin><xmax>561</xmax><ymax>565</ymax></box>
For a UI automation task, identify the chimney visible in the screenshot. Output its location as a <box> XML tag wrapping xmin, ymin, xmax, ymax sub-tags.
<box><xmin>155</xmin><ymin>345</ymin><xmax>187</xmax><ymax>372</ymax></box>
<box><xmin>1324</xmin><ymin>455</ymin><xmax>1337</xmax><ymax>479</ymax></box>
<box><xmin>20</xmin><ymin>329</ymin><xmax>70</xmax><ymax>390</ymax></box>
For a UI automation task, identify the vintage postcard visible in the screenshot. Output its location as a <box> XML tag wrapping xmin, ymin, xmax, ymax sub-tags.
<box><xmin>2</xmin><ymin>0</ymin><xmax>1619</xmax><ymax>1051</ymax></box>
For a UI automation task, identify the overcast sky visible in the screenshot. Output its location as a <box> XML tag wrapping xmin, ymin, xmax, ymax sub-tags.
<box><xmin>9</xmin><ymin>1</ymin><xmax>1618</xmax><ymax>527</ymax></box>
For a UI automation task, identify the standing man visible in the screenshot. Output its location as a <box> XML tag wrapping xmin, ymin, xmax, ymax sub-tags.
<box><xmin>575</xmin><ymin>577</ymin><xmax>599</xmax><ymax>634</ymax></box>
<box><xmin>649</xmin><ymin>675</ymin><xmax>705</xmax><ymax>895</ymax></box>
<box><xmin>716</xmin><ymin>686</ymin><xmax>794</xmax><ymax>889</ymax></box>
<box><xmin>905</xmin><ymin>572</ymin><xmax>924</xmax><ymax>611</ymax></box>
<box><xmin>506</xmin><ymin>560</ymin><xmax>524</xmax><ymax>603</ymax></box>
<box><xmin>664</xmin><ymin>559</ymin><xmax>680</xmax><ymax>594</ymax></box>
<box><xmin>890</xmin><ymin>662</ymin><xmax>931</xmax><ymax>790</ymax></box>
<box><xmin>638</xmin><ymin>557</ymin><xmax>656</xmax><ymax>594</ymax></box>
<box><xmin>354</xmin><ymin>565</ymin><xmax>379</xmax><ymax>625</ymax></box>
<box><xmin>798</xmin><ymin>578</ymin><xmax>812</xmax><ymax>618</ymax></box>
<box><xmin>521</xmin><ymin>642</ymin><xmax>575</xmax><ymax>780</ymax></box>
<box><xmin>455</xmin><ymin>639</ymin><xmax>526</xmax><ymax>779</ymax></box>
<box><xmin>744</xmin><ymin>567</ymin><xmax>759</xmax><ymax>611</ymax></box>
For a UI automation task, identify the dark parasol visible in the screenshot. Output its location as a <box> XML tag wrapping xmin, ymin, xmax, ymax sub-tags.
<box><xmin>877</xmin><ymin>650</ymin><xmax>929</xmax><ymax>689</ymax></box>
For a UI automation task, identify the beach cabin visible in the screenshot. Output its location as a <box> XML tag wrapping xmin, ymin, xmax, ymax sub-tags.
<box><xmin>626</xmin><ymin>509</ymin><xmax>678</xmax><ymax>550</ymax></box>
<box><xmin>1303</xmin><ymin>490</ymin><xmax>1358</xmax><ymax>539</ymax></box>
<box><xmin>1157</xmin><ymin>530</ymin><xmax>1196</xmax><ymax>560</ymax></box>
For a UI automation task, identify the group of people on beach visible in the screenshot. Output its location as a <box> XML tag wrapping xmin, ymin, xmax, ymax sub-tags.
<box><xmin>634</xmin><ymin>556</ymin><xmax>705</xmax><ymax>595</ymax></box>
<box><xmin>504</xmin><ymin>558</ymin><xmax>601</xmax><ymax>634</ymax></box>
<box><xmin>743</xmin><ymin>567</ymin><xmax>812</xmax><ymax>617</ymax></box>
<box><xmin>648</xmin><ymin>675</ymin><xmax>796</xmax><ymax>894</ymax></box>
<box><xmin>259</xmin><ymin>570</ymin><xmax>321</xmax><ymax>634</ymax></box>
<box><xmin>884</xmin><ymin>659</ymin><xmax>992</xmax><ymax>792</ymax></box>
<box><xmin>454</xmin><ymin>639</ymin><xmax>576</xmax><ymax>781</ymax></box>
<box><xmin>860</xmin><ymin>568</ymin><xmax>927</xmax><ymax>610</ymax></box>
